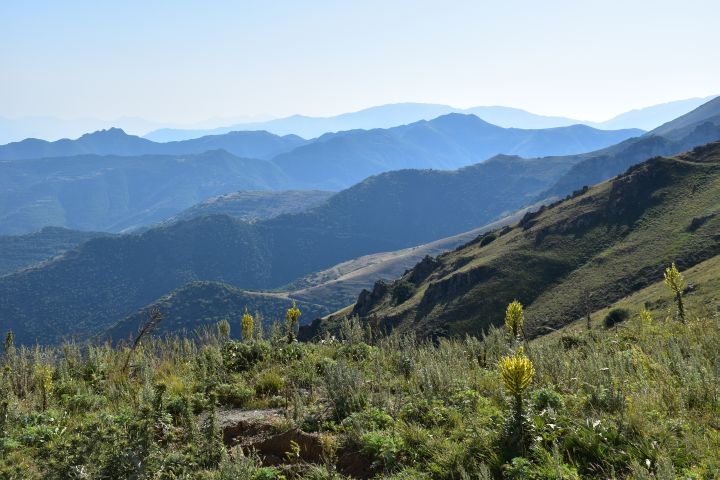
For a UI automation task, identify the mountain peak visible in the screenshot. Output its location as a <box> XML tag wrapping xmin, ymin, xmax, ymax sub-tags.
<box><xmin>80</xmin><ymin>127</ymin><xmax>129</xmax><ymax>140</ymax></box>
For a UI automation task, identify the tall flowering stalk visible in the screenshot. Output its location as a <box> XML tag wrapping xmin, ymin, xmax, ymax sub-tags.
<box><xmin>663</xmin><ymin>262</ymin><xmax>686</xmax><ymax>322</ymax></box>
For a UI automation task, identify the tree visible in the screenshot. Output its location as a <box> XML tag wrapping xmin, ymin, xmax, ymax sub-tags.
<box><xmin>663</xmin><ymin>262</ymin><xmax>686</xmax><ymax>322</ymax></box>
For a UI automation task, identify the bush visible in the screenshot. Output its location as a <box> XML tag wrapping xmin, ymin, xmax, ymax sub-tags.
<box><xmin>323</xmin><ymin>361</ymin><xmax>368</xmax><ymax>421</ymax></box>
<box><xmin>254</xmin><ymin>371</ymin><xmax>285</xmax><ymax>397</ymax></box>
<box><xmin>604</xmin><ymin>308</ymin><xmax>631</xmax><ymax>328</ymax></box>
<box><xmin>532</xmin><ymin>388</ymin><xmax>564</xmax><ymax>411</ymax></box>
<box><xmin>339</xmin><ymin>342</ymin><xmax>373</xmax><ymax>361</ymax></box>
<box><xmin>221</xmin><ymin>341</ymin><xmax>270</xmax><ymax>372</ymax></box>
<box><xmin>216</xmin><ymin>383</ymin><xmax>254</xmax><ymax>407</ymax></box>
<box><xmin>479</xmin><ymin>233</ymin><xmax>497</xmax><ymax>247</ymax></box>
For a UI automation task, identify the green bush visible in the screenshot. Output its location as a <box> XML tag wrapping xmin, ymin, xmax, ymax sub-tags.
<box><xmin>216</xmin><ymin>383</ymin><xmax>254</xmax><ymax>407</ymax></box>
<box><xmin>604</xmin><ymin>308</ymin><xmax>631</xmax><ymax>328</ymax></box>
<box><xmin>254</xmin><ymin>371</ymin><xmax>285</xmax><ymax>397</ymax></box>
<box><xmin>221</xmin><ymin>340</ymin><xmax>270</xmax><ymax>372</ymax></box>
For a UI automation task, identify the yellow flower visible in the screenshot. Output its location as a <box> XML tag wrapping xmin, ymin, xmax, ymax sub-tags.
<box><xmin>285</xmin><ymin>301</ymin><xmax>301</xmax><ymax>328</ymax></box>
<box><xmin>505</xmin><ymin>300</ymin><xmax>525</xmax><ymax>339</ymax></box>
<box><xmin>241</xmin><ymin>308</ymin><xmax>254</xmax><ymax>341</ymax></box>
<box><xmin>498</xmin><ymin>347</ymin><xmax>535</xmax><ymax>398</ymax></box>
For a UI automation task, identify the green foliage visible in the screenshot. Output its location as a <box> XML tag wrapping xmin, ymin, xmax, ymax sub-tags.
<box><xmin>1</xmin><ymin>300</ymin><xmax>719</xmax><ymax>478</ymax></box>
<box><xmin>216</xmin><ymin>383</ymin><xmax>254</xmax><ymax>407</ymax></box>
<box><xmin>254</xmin><ymin>371</ymin><xmax>285</xmax><ymax>397</ymax></box>
<box><xmin>221</xmin><ymin>340</ymin><xmax>270</xmax><ymax>372</ymax></box>
<box><xmin>604</xmin><ymin>308</ymin><xmax>631</xmax><ymax>328</ymax></box>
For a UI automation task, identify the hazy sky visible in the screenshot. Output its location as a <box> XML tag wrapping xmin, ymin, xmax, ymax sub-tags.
<box><xmin>1</xmin><ymin>0</ymin><xmax>718</xmax><ymax>123</ymax></box>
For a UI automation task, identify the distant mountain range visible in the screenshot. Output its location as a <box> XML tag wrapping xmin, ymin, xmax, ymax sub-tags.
<box><xmin>538</xmin><ymin>96</ymin><xmax>720</xmax><ymax>198</ymax></box>
<box><xmin>305</xmin><ymin>141</ymin><xmax>720</xmax><ymax>340</ymax></box>
<box><xmin>271</xmin><ymin>115</ymin><xmax>642</xmax><ymax>189</ymax></box>
<box><xmin>145</xmin><ymin>97</ymin><xmax>715</xmax><ymax>141</ymax></box>
<box><xmin>0</xmin><ymin>150</ymin><xmax>287</xmax><ymax>235</ymax></box>
<box><xmin>0</xmin><ymin>128</ymin><xmax>307</xmax><ymax>161</ymax></box>
<box><xmin>0</xmin><ymin>114</ymin><xmax>642</xmax><ymax>233</ymax></box>
<box><xmin>3</xmin><ymin>97</ymin><xmax>720</xmax><ymax>345</ymax></box>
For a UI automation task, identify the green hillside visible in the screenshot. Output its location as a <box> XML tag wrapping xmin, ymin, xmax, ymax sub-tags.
<box><xmin>313</xmin><ymin>142</ymin><xmax>720</xmax><ymax>339</ymax></box>
<box><xmin>105</xmin><ymin>281</ymin><xmax>331</xmax><ymax>342</ymax></box>
<box><xmin>0</xmin><ymin>227</ymin><xmax>110</xmax><ymax>277</ymax></box>
<box><xmin>0</xmin><ymin>153</ymin><xmax>575</xmax><ymax>346</ymax></box>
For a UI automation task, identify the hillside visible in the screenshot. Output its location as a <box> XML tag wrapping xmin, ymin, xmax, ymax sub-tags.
<box><xmin>0</xmin><ymin>153</ymin><xmax>575</xmax><ymax>346</ymax></box>
<box><xmin>103</xmin><ymin>212</ymin><xmax>527</xmax><ymax>342</ymax></box>
<box><xmin>0</xmin><ymin>150</ymin><xmax>287</xmax><ymax>234</ymax></box>
<box><xmin>310</xmin><ymin>142</ymin><xmax>720</xmax><ymax>339</ymax></box>
<box><xmin>153</xmin><ymin>190</ymin><xmax>334</xmax><ymax>227</ymax></box>
<box><xmin>539</xmin><ymin>96</ymin><xmax>720</xmax><ymax>198</ymax></box>
<box><xmin>0</xmin><ymin>227</ymin><xmax>111</xmax><ymax>277</ymax></box>
<box><xmin>271</xmin><ymin>114</ymin><xmax>642</xmax><ymax>188</ymax></box>
<box><xmin>0</xmin><ymin>128</ymin><xmax>307</xmax><ymax>161</ymax></box>
<box><xmin>547</xmin><ymin>252</ymin><xmax>720</xmax><ymax>337</ymax></box>
<box><xmin>104</xmin><ymin>281</ymin><xmax>331</xmax><ymax>341</ymax></box>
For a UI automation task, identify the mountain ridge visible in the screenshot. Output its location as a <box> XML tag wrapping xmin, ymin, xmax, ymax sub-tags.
<box><xmin>306</xmin><ymin>141</ymin><xmax>720</xmax><ymax>340</ymax></box>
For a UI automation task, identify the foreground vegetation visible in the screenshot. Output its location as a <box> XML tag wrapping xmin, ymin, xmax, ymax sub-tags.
<box><xmin>1</xmin><ymin>276</ymin><xmax>719</xmax><ymax>479</ymax></box>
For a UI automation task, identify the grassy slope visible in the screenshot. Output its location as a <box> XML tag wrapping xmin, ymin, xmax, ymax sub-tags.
<box><xmin>551</xmin><ymin>253</ymin><xmax>720</xmax><ymax>336</ymax></box>
<box><xmin>330</xmin><ymin>142</ymin><xmax>720</xmax><ymax>339</ymax></box>
<box><xmin>2</xmin><ymin>303</ymin><xmax>718</xmax><ymax>478</ymax></box>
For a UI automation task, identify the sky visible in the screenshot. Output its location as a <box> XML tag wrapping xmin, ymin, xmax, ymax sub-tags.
<box><xmin>1</xmin><ymin>0</ymin><xmax>719</xmax><ymax>124</ymax></box>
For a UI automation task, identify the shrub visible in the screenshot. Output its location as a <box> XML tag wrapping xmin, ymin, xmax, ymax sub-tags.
<box><xmin>254</xmin><ymin>371</ymin><xmax>285</xmax><ymax>397</ymax></box>
<box><xmin>216</xmin><ymin>383</ymin><xmax>254</xmax><ymax>407</ymax></box>
<box><xmin>361</xmin><ymin>431</ymin><xmax>400</xmax><ymax>472</ymax></box>
<box><xmin>221</xmin><ymin>341</ymin><xmax>270</xmax><ymax>372</ymax></box>
<box><xmin>479</xmin><ymin>233</ymin><xmax>497</xmax><ymax>247</ymax></box>
<box><xmin>339</xmin><ymin>342</ymin><xmax>373</xmax><ymax>361</ymax></box>
<box><xmin>531</xmin><ymin>388</ymin><xmax>564</xmax><ymax>411</ymax></box>
<box><xmin>603</xmin><ymin>308</ymin><xmax>630</xmax><ymax>328</ymax></box>
<box><xmin>323</xmin><ymin>361</ymin><xmax>368</xmax><ymax>421</ymax></box>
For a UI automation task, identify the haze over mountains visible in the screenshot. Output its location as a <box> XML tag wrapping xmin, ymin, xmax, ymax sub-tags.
<box><xmin>2</xmin><ymin>96</ymin><xmax>720</xmax><ymax>346</ymax></box>
<box><xmin>2</xmin><ymin>97</ymin><xmax>711</xmax><ymax>146</ymax></box>
<box><xmin>0</xmin><ymin>95</ymin><xmax>719</xmax><ymax>348</ymax></box>
<box><xmin>145</xmin><ymin>97</ymin><xmax>715</xmax><ymax>141</ymax></box>
<box><xmin>0</xmin><ymin>115</ymin><xmax>641</xmax><ymax>234</ymax></box>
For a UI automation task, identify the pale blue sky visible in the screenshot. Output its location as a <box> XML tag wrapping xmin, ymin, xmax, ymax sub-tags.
<box><xmin>1</xmin><ymin>0</ymin><xmax>718</xmax><ymax>123</ymax></box>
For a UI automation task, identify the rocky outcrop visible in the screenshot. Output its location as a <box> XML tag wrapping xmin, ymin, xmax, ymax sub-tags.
<box><xmin>351</xmin><ymin>280</ymin><xmax>389</xmax><ymax>317</ymax></box>
<box><xmin>217</xmin><ymin>407</ymin><xmax>373</xmax><ymax>478</ymax></box>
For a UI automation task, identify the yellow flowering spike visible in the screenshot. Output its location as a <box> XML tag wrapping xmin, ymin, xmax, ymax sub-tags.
<box><xmin>663</xmin><ymin>262</ymin><xmax>686</xmax><ymax>295</ymax></box>
<box><xmin>285</xmin><ymin>301</ymin><xmax>302</xmax><ymax>341</ymax></box>
<box><xmin>639</xmin><ymin>308</ymin><xmax>652</xmax><ymax>326</ymax></box>
<box><xmin>504</xmin><ymin>300</ymin><xmax>525</xmax><ymax>339</ymax></box>
<box><xmin>663</xmin><ymin>262</ymin><xmax>686</xmax><ymax>321</ymax></box>
<box><xmin>241</xmin><ymin>308</ymin><xmax>254</xmax><ymax>341</ymax></box>
<box><xmin>498</xmin><ymin>347</ymin><xmax>535</xmax><ymax>399</ymax></box>
<box><xmin>34</xmin><ymin>364</ymin><xmax>54</xmax><ymax>410</ymax></box>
